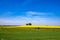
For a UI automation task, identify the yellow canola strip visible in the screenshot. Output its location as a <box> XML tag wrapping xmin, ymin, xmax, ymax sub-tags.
<box><xmin>0</xmin><ymin>26</ymin><xmax>60</xmax><ymax>28</ymax></box>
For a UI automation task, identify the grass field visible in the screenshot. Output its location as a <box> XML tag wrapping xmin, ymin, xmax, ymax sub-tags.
<box><xmin>0</xmin><ymin>26</ymin><xmax>60</xmax><ymax>40</ymax></box>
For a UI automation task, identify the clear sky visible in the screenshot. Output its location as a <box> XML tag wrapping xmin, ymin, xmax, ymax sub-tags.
<box><xmin>0</xmin><ymin>0</ymin><xmax>60</xmax><ymax>25</ymax></box>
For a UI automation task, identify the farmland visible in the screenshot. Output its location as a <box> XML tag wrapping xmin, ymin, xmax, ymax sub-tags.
<box><xmin>0</xmin><ymin>26</ymin><xmax>60</xmax><ymax>40</ymax></box>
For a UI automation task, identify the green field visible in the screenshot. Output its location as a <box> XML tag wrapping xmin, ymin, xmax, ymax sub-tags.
<box><xmin>0</xmin><ymin>27</ymin><xmax>60</xmax><ymax>40</ymax></box>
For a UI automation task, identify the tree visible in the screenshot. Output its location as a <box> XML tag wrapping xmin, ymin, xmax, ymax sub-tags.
<box><xmin>26</xmin><ymin>23</ymin><xmax>29</xmax><ymax>25</ymax></box>
<box><xmin>29</xmin><ymin>23</ymin><xmax>32</xmax><ymax>25</ymax></box>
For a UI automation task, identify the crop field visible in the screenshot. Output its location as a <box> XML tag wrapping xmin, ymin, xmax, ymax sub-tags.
<box><xmin>0</xmin><ymin>26</ymin><xmax>60</xmax><ymax>40</ymax></box>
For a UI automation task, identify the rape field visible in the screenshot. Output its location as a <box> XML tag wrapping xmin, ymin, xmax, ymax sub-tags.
<box><xmin>0</xmin><ymin>25</ymin><xmax>60</xmax><ymax>28</ymax></box>
<box><xmin>0</xmin><ymin>26</ymin><xmax>60</xmax><ymax>40</ymax></box>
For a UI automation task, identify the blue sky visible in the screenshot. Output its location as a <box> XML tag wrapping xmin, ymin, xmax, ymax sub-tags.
<box><xmin>0</xmin><ymin>0</ymin><xmax>60</xmax><ymax>25</ymax></box>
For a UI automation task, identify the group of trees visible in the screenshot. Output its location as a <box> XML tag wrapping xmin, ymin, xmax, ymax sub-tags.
<box><xmin>26</xmin><ymin>23</ymin><xmax>32</xmax><ymax>26</ymax></box>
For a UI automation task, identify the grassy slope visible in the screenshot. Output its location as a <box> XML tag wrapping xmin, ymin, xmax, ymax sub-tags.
<box><xmin>0</xmin><ymin>27</ymin><xmax>60</xmax><ymax>40</ymax></box>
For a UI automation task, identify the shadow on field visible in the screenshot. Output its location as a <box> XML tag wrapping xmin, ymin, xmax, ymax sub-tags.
<box><xmin>34</xmin><ymin>27</ymin><xmax>40</xmax><ymax>29</ymax></box>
